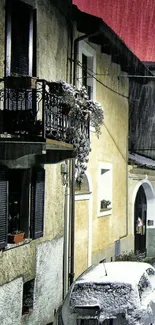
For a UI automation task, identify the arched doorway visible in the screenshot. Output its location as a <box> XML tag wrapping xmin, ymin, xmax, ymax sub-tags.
<box><xmin>134</xmin><ymin>185</ymin><xmax>147</xmax><ymax>253</ymax></box>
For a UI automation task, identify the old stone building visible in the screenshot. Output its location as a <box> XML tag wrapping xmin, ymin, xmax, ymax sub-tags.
<box><xmin>0</xmin><ymin>0</ymin><xmax>154</xmax><ymax>324</ymax></box>
<box><xmin>0</xmin><ymin>0</ymin><xmax>74</xmax><ymax>324</ymax></box>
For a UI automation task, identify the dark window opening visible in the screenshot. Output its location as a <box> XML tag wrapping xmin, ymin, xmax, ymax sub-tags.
<box><xmin>0</xmin><ymin>166</ymin><xmax>45</xmax><ymax>249</ymax></box>
<box><xmin>22</xmin><ymin>279</ymin><xmax>34</xmax><ymax>314</ymax></box>
<box><xmin>82</xmin><ymin>53</ymin><xmax>93</xmax><ymax>100</ymax></box>
<box><xmin>11</xmin><ymin>2</ymin><xmax>30</xmax><ymax>75</ymax></box>
<box><xmin>8</xmin><ymin>169</ymin><xmax>30</xmax><ymax>237</ymax></box>
<box><xmin>6</xmin><ymin>0</ymin><xmax>36</xmax><ymax>77</ymax></box>
<box><xmin>82</xmin><ymin>54</ymin><xmax>88</xmax><ymax>88</ymax></box>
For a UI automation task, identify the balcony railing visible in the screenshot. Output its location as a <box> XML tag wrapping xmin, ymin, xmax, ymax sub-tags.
<box><xmin>0</xmin><ymin>77</ymin><xmax>90</xmax><ymax>144</ymax></box>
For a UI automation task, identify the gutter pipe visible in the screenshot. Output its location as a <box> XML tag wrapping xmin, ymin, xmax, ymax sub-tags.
<box><xmin>119</xmin><ymin>135</ymin><xmax>129</xmax><ymax>241</ymax></box>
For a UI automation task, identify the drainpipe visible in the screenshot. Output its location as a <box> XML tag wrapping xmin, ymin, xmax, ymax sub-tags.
<box><xmin>63</xmin><ymin>161</ymin><xmax>70</xmax><ymax>298</ymax></box>
<box><xmin>69</xmin><ymin>31</ymin><xmax>101</xmax><ymax>286</ymax></box>
<box><xmin>119</xmin><ymin>135</ymin><xmax>129</xmax><ymax>241</ymax></box>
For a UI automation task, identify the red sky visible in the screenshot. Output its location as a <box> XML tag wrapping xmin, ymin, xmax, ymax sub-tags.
<box><xmin>73</xmin><ymin>0</ymin><xmax>155</xmax><ymax>62</ymax></box>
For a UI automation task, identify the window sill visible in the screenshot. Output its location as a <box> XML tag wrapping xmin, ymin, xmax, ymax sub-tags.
<box><xmin>5</xmin><ymin>238</ymin><xmax>32</xmax><ymax>251</ymax></box>
<box><xmin>98</xmin><ymin>209</ymin><xmax>112</xmax><ymax>217</ymax></box>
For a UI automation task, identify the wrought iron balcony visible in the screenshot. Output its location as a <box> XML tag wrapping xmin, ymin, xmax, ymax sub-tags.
<box><xmin>0</xmin><ymin>77</ymin><xmax>90</xmax><ymax>145</ymax></box>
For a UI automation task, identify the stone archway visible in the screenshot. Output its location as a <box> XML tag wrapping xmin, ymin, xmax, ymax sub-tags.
<box><xmin>134</xmin><ymin>185</ymin><xmax>147</xmax><ymax>253</ymax></box>
<box><xmin>133</xmin><ymin>180</ymin><xmax>155</xmax><ymax>256</ymax></box>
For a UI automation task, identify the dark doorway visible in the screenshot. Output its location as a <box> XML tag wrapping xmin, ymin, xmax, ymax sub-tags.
<box><xmin>134</xmin><ymin>185</ymin><xmax>147</xmax><ymax>253</ymax></box>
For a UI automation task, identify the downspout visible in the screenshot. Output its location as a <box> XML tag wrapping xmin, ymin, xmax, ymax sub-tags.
<box><xmin>119</xmin><ymin>136</ymin><xmax>129</xmax><ymax>241</ymax></box>
<box><xmin>116</xmin><ymin>74</ymin><xmax>129</xmax><ymax>258</ymax></box>
<box><xmin>63</xmin><ymin>161</ymin><xmax>70</xmax><ymax>299</ymax></box>
<box><xmin>63</xmin><ymin>13</ymin><xmax>73</xmax><ymax>298</ymax></box>
<box><xmin>69</xmin><ymin>31</ymin><xmax>101</xmax><ymax>286</ymax></box>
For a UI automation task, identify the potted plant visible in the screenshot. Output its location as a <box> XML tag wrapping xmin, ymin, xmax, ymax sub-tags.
<box><xmin>8</xmin><ymin>231</ymin><xmax>25</xmax><ymax>244</ymax></box>
<box><xmin>100</xmin><ymin>199</ymin><xmax>111</xmax><ymax>210</ymax></box>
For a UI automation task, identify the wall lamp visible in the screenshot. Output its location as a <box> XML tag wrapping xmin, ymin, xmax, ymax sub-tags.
<box><xmin>61</xmin><ymin>162</ymin><xmax>69</xmax><ymax>186</ymax></box>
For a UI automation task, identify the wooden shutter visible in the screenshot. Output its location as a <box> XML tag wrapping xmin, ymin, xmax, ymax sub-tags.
<box><xmin>0</xmin><ymin>168</ymin><xmax>8</xmax><ymax>249</ymax></box>
<box><xmin>5</xmin><ymin>0</ymin><xmax>34</xmax><ymax>76</ymax></box>
<box><xmin>30</xmin><ymin>168</ymin><xmax>45</xmax><ymax>239</ymax></box>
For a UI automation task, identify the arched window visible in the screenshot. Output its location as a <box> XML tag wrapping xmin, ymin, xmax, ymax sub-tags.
<box><xmin>75</xmin><ymin>173</ymin><xmax>90</xmax><ymax>195</ymax></box>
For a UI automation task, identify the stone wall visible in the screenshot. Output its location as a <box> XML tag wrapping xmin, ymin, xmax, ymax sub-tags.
<box><xmin>0</xmin><ymin>237</ymin><xmax>63</xmax><ymax>325</ymax></box>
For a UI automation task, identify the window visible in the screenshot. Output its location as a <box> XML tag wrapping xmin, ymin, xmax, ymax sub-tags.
<box><xmin>75</xmin><ymin>173</ymin><xmax>90</xmax><ymax>194</ymax></box>
<box><xmin>22</xmin><ymin>279</ymin><xmax>35</xmax><ymax>314</ymax></box>
<box><xmin>0</xmin><ymin>166</ymin><xmax>45</xmax><ymax>249</ymax></box>
<box><xmin>146</xmin><ymin>268</ymin><xmax>155</xmax><ymax>276</ymax></box>
<box><xmin>78</xmin><ymin>41</ymin><xmax>96</xmax><ymax>100</ymax></box>
<box><xmin>8</xmin><ymin>169</ymin><xmax>30</xmax><ymax>237</ymax></box>
<box><xmin>138</xmin><ymin>273</ymin><xmax>151</xmax><ymax>300</ymax></box>
<box><xmin>5</xmin><ymin>0</ymin><xmax>37</xmax><ymax>115</ymax></box>
<box><xmin>146</xmin><ymin>268</ymin><xmax>155</xmax><ymax>288</ymax></box>
<box><xmin>5</xmin><ymin>0</ymin><xmax>36</xmax><ymax>77</ymax></box>
<box><xmin>97</xmin><ymin>162</ymin><xmax>112</xmax><ymax>217</ymax></box>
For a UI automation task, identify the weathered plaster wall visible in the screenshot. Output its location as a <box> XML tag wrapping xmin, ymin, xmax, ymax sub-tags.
<box><xmin>44</xmin><ymin>164</ymin><xmax>64</xmax><ymax>239</ymax></box>
<box><xmin>75</xmin><ymin>200</ymin><xmax>89</xmax><ymax>278</ymax></box>
<box><xmin>0</xmin><ymin>237</ymin><xmax>63</xmax><ymax>325</ymax></box>
<box><xmin>0</xmin><ymin>277</ymin><xmax>23</xmax><ymax>325</ymax></box>
<box><xmin>36</xmin><ymin>0</ymin><xmax>69</xmax><ymax>241</ymax></box>
<box><xmin>0</xmin><ymin>240</ymin><xmax>36</xmax><ymax>285</ymax></box>
<box><xmin>0</xmin><ymin>1</ymin><xmax>69</xmax><ymax>323</ymax></box>
<box><xmin>22</xmin><ymin>237</ymin><xmax>63</xmax><ymax>325</ymax></box>
<box><xmin>37</xmin><ymin>0</ymin><xmax>71</xmax><ymax>82</ymax></box>
<box><xmin>88</xmin><ymin>48</ymin><xmax>129</xmax><ymax>263</ymax></box>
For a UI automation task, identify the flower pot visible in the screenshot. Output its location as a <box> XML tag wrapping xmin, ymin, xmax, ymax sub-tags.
<box><xmin>8</xmin><ymin>232</ymin><xmax>25</xmax><ymax>244</ymax></box>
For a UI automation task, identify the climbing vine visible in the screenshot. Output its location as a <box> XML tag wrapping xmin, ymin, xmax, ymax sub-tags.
<box><xmin>50</xmin><ymin>81</ymin><xmax>104</xmax><ymax>185</ymax></box>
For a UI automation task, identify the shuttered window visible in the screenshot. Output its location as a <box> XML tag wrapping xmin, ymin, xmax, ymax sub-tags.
<box><xmin>0</xmin><ymin>166</ymin><xmax>45</xmax><ymax>250</ymax></box>
<box><xmin>30</xmin><ymin>168</ymin><xmax>45</xmax><ymax>239</ymax></box>
<box><xmin>5</xmin><ymin>0</ymin><xmax>36</xmax><ymax>77</ymax></box>
<box><xmin>11</xmin><ymin>2</ymin><xmax>30</xmax><ymax>75</ymax></box>
<box><xmin>0</xmin><ymin>169</ymin><xmax>8</xmax><ymax>249</ymax></box>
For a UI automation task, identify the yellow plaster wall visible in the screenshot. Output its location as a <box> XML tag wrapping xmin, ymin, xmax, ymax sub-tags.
<box><xmin>75</xmin><ymin>200</ymin><xmax>89</xmax><ymax>278</ymax></box>
<box><xmin>87</xmin><ymin>47</ymin><xmax>129</xmax><ymax>261</ymax></box>
<box><xmin>74</xmin><ymin>39</ymin><xmax>129</xmax><ymax>269</ymax></box>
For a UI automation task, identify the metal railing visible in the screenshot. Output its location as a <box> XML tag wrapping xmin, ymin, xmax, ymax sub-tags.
<box><xmin>0</xmin><ymin>78</ymin><xmax>90</xmax><ymax>143</ymax></box>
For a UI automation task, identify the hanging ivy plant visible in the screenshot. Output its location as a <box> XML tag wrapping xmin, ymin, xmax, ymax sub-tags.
<box><xmin>50</xmin><ymin>81</ymin><xmax>104</xmax><ymax>186</ymax></box>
